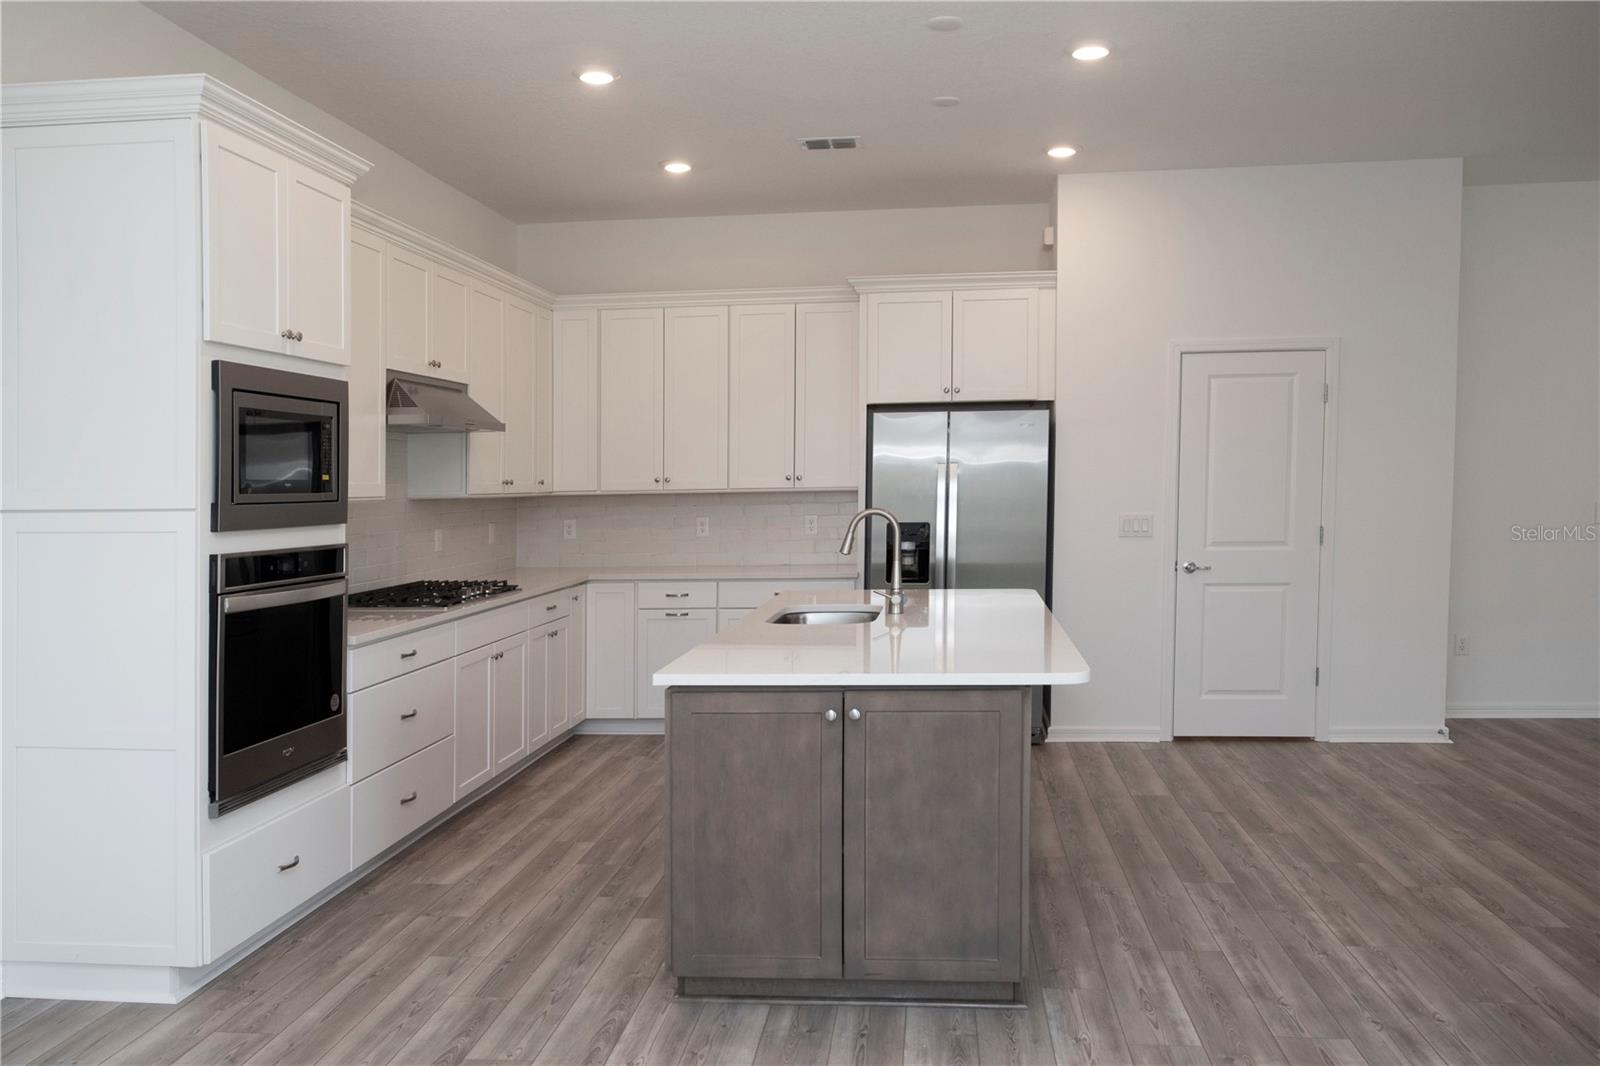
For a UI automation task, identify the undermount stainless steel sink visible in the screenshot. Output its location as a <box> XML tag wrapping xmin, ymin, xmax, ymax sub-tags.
<box><xmin>768</xmin><ymin>607</ymin><xmax>882</xmax><ymax>626</ymax></box>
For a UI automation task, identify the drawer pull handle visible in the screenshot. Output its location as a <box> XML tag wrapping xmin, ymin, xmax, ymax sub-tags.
<box><xmin>400</xmin><ymin>649</ymin><xmax>419</xmax><ymax>660</ymax></box>
<box><xmin>549</xmin><ymin>630</ymin><xmax>559</xmax><ymax>639</ymax></box>
<box><xmin>665</xmin><ymin>592</ymin><xmax>690</xmax><ymax>598</ymax></box>
<box><xmin>666</xmin><ymin>611</ymin><xmax>690</xmax><ymax>618</ymax></box>
<box><xmin>546</xmin><ymin>603</ymin><xmax>558</xmax><ymax>611</ymax></box>
<box><xmin>401</xmin><ymin>709</ymin><xmax>419</xmax><ymax>720</ymax></box>
<box><xmin>400</xmin><ymin>791</ymin><xmax>418</xmax><ymax>805</ymax></box>
<box><xmin>277</xmin><ymin>856</ymin><xmax>301</xmax><ymax>872</ymax></box>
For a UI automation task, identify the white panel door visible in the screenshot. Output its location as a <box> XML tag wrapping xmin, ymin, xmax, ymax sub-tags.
<box><xmin>727</xmin><ymin>304</ymin><xmax>795</xmax><ymax>489</ymax></box>
<box><xmin>384</xmin><ymin>244</ymin><xmax>431</xmax><ymax>375</ymax></box>
<box><xmin>586</xmin><ymin>583</ymin><xmax>636</xmax><ymax>718</ymax></box>
<box><xmin>553</xmin><ymin>309</ymin><xmax>600</xmax><ymax>492</ymax></box>
<box><xmin>566</xmin><ymin>590</ymin><xmax>587</xmax><ymax>722</ymax></box>
<box><xmin>663</xmin><ymin>306</ymin><xmax>729</xmax><ymax>490</ymax></box>
<box><xmin>636</xmin><ymin>609</ymin><xmax>716</xmax><ymax>719</ymax></box>
<box><xmin>491</xmin><ymin>634</ymin><xmax>527</xmax><ymax>774</ymax></box>
<box><xmin>504</xmin><ymin>300</ymin><xmax>539</xmax><ymax>494</ymax></box>
<box><xmin>599</xmin><ymin>308</ymin><xmax>664</xmax><ymax>491</ymax></box>
<box><xmin>465</xmin><ymin>283</ymin><xmax>507</xmax><ymax>495</ymax></box>
<box><xmin>795</xmin><ymin>301</ymin><xmax>859</xmax><ymax>489</ymax></box>
<box><xmin>283</xmin><ymin>161</ymin><xmax>350</xmax><ymax>365</ymax></box>
<box><xmin>348</xmin><ymin>228</ymin><xmax>387</xmax><ymax>499</ymax></box>
<box><xmin>529</xmin><ymin>305</ymin><xmax>554</xmax><ymax>493</ymax></box>
<box><xmin>865</xmin><ymin>291</ymin><xmax>950</xmax><ymax>403</ymax></box>
<box><xmin>1173</xmin><ymin>350</ymin><xmax>1327</xmax><ymax>737</ymax></box>
<box><xmin>428</xmin><ymin>264</ymin><xmax>470</xmax><ymax>380</ymax></box>
<box><xmin>951</xmin><ymin>288</ymin><xmax>1037</xmax><ymax>401</ymax></box>
<box><xmin>545</xmin><ymin>622</ymin><xmax>571</xmax><ymax>735</ymax></box>
<box><xmin>454</xmin><ymin>644</ymin><xmax>494</xmax><ymax>795</ymax></box>
<box><xmin>202</xmin><ymin>124</ymin><xmax>285</xmax><ymax>354</ymax></box>
<box><xmin>525</xmin><ymin>627</ymin><xmax>550</xmax><ymax>752</ymax></box>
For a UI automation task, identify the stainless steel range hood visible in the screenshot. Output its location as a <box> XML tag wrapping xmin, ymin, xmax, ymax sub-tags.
<box><xmin>385</xmin><ymin>372</ymin><xmax>505</xmax><ymax>433</ymax></box>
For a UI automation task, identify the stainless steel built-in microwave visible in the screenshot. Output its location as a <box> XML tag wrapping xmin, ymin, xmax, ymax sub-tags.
<box><xmin>213</xmin><ymin>361</ymin><xmax>348</xmax><ymax>531</ymax></box>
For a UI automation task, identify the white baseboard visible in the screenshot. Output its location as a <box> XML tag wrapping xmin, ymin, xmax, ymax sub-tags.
<box><xmin>576</xmin><ymin>718</ymin><xmax>665</xmax><ymax>735</ymax></box>
<box><xmin>0</xmin><ymin>961</ymin><xmax>186</xmax><ymax>1004</ymax></box>
<box><xmin>1446</xmin><ymin>702</ymin><xmax>1599</xmax><ymax>719</ymax></box>
<box><xmin>1046</xmin><ymin>725</ymin><xmax>1164</xmax><ymax>743</ymax></box>
<box><xmin>1324</xmin><ymin>727</ymin><xmax>1452</xmax><ymax>743</ymax></box>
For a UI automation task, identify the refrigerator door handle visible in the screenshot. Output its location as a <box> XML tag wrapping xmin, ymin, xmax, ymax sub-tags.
<box><xmin>946</xmin><ymin>460</ymin><xmax>960</xmax><ymax>588</ymax></box>
<box><xmin>933</xmin><ymin>461</ymin><xmax>948</xmax><ymax>588</ymax></box>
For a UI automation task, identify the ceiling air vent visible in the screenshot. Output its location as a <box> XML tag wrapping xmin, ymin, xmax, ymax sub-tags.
<box><xmin>800</xmin><ymin>136</ymin><xmax>861</xmax><ymax>151</ymax></box>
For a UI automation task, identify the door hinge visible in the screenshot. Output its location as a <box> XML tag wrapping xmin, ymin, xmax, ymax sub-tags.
<box><xmin>1319</xmin><ymin>525</ymin><xmax>1325</xmax><ymax>545</ymax></box>
<box><xmin>1323</xmin><ymin>382</ymin><xmax>1330</xmax><ymax>403</ymax></box>
<box><xmin>1315</xmin><ymin>666</ymin><xmax>1321</xmax><ymax>686</ymax></box>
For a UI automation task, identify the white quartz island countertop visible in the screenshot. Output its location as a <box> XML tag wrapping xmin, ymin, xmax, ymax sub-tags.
<box><xmin>653</xmin><ymin>588</ymin><xmax>1091</xmax><ymax>687</ymax></box>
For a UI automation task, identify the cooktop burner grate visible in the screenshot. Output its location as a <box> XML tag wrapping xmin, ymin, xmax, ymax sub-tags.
<box><xmin>348</xmin><ymin>579</ymin><xmax>520</xmax><ymax>612</ymax></box>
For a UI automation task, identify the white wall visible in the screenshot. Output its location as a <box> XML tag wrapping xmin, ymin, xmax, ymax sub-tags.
<box><xmin>1447</xmin><ymin>182</ymin><xmax>1600</xmax><ymax>718</ymax></box>
<box><xmin>516</xmin><ymin>203</ymin><xmax>1052</xmax><ymax>293</ymax></box>
<box><xmin>1</xmin><ymin>1</ymin><xmax>518</xmax><ymax>270</ymax></box>
<box><xmin>1053</xmin><ymin>159</ymin><xmax>1464</xmax><ymax>741</ymax></box>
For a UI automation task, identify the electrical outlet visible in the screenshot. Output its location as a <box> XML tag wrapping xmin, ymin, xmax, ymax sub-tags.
<box><xmin>563</xmin><ymin>519</ymin><xmax>577</xmax><ymax>541</ymax></box>
<box><xmin>804</xmin><ymin>514</ymin><xmax>819</xmax><ymax>535</ymax></box>
<box><xmin>1453</xmin><ymin>634</ymin><xmax>1470</xmax><ymax>656</ymax></box>
<box><xmin>1118</xmin><ymin>513</ymin><xmax>1154</xmax><ymax>538</ymax></box>
<box><xmin>696</xmin><ymin>516</ymin><xmax>710</xmax><ymax>537</ymax></box>
<box><xmin>433</xmin><ymin>529</ymin><xmax>443</xmax><ymax>553</ymax></box>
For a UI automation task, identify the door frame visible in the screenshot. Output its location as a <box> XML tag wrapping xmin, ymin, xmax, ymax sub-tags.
<box><xmin>1157</xmin><ymin>337</ymin><xmax>1342</xmax><ymax>741</ymax></box>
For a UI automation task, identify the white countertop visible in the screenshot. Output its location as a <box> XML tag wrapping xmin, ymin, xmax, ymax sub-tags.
<box><xmin>346</xmin><ymin>563</ymin><xmax>859</xmax><ymax>647</ymax></box>
<box><xmin>652</xmin><ymin>589</ymin><xmax>1091</xmax><ymax>687</ymax></box>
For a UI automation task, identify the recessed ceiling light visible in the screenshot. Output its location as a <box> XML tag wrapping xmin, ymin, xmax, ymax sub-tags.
<box><xmin>1046</xmin><ymin>145</ymin><xmax>1077</xmax><ymax>159</ymax></box>
<box><xmin>927</xmin><ymin>15</ymin><xmax>963</xmax><ymax>31</ymax></box>
<box><xmin>576</xmin><ymin>68</ymin><xmax>617</xmax><ymax>86</ymax></box>
<box><xmin>1070</xmin><ymin>43</ymin><xmax>1110</xmax><ymax>61</ymax></box>
<box><xmin>662</xmin><ymin>160</ymin><xmax>692</xmax><ymax>175</ymax></box>
<box><xmin>931</xmin><ymin>96</ymin><xmax>961</xmax><ymax>108</ymax></box>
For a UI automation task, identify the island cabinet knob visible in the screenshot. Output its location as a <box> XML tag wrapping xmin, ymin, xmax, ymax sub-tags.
<box><xmin>847</xmin><ymin>707</ymin><xmax>862</xmax><ymax>721</ymax></box>
<box><xmin>824</xmin><ymin>708</ymin><xmax>838</xmax><ymax>722</ymax></box>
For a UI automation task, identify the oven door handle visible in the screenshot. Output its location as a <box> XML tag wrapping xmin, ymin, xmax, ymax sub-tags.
<box><xmin>224</xmin><ymin>578</ymin><xmax>348</xmax><ymax>614</ymax></box>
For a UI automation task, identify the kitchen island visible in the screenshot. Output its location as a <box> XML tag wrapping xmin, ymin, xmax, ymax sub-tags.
<box><xmin>653</xmin><ymin>588</ymin><xmax>1089</xmax><ymax>1003</ymax></box>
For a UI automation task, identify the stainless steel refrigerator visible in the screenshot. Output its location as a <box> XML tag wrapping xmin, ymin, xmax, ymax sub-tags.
<box><xmin>864</xmin><ymin>404</ymin><xmax>1054</xmax><ymax>740</ymax></box>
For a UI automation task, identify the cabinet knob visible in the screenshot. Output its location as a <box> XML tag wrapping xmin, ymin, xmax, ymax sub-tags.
<box><xmin>538</xmin><ymin>479</ymin><xmax>545</xmax><ymax>486</ymax></box>
<box><xmin>785</xmin><ymin>474</ymin><xmax>792</xmax><ymax>482</ymax></box>
<box><xmin>664</xmin><ymin>476</ymin><xmax>671</xmax><ymax>484</ymax></box>
<box><xmin>549</xmin><ymin>630</ymin><xmax>559</xmax><ymax>639</ymax></box>
<box><xmin>953</xmin><ymin>386</ymin><xmax>961</xmax><ymax>394</ymax></box>
<box><xmin>943</xmin><ymin>386</ymin><xmax>951</xmax><ymax>394</ymax></box>
<box><xmin>280</xmin><ymin>329</ymin><xmax>295</xmax><ymax>340</ymax></box>
<box><xmin>848</xmin><ymin>707</ymin><xmax>862</xmax><ymax>721</ymax></box>
<box><xmin>824</xmin><ymin>708</ymin><xmax>838</xmax><ymax>722</ymax></box>
<box><xmin>795</xmin><ymin>474</ymin><xmax>803</xmax><ymax>482</ymax></box>
<box><xmin>654</xmin><ymin>477</ymin><xmax>661</xmax><ymax>484</ymax></box>
<box><xmin>295</xmin><ymin>331</ymin><xmax>304</xmax><ymax>342</ymax></box>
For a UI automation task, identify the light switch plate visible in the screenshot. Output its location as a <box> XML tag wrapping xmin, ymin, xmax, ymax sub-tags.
<box><xmin>804</xmin><ymin>514</ymin><xmax>819</xmax><ymax>535</ymax></box>
<box><xmin>563</xmin><ymin>519</ymin><xmax>577</xmax><ymax>541</ymax></box>
<box><xmin>1118</xmin><ymin>513</ymin><xmax>1154</xmax><ymax>538</ymax></box>
<box><xmin>696</xmin><ymin>517</ymin><xmax>710</xmax><ymax>537</ymax></box>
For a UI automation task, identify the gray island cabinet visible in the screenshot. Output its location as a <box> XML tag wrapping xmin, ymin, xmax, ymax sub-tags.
<box><xmin>654</xmin><ymin>589</ymin><xmax>1090</xmax><ymax>1003</ymax></box>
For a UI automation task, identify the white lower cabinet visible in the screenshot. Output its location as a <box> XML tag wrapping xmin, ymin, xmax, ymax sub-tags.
<box><xmin>636</xmin><ymin>608</ymin><xmax>716</xmax><ymax>719</ymax></box>
<box><xmin>348</xmin><ymin>658</ymin><xmax>454</xmax><ymax>781</ymax></box>
<box><xmin>203</xmin><ymin>787</ymin><xmax>351</xmax><ymax>961</ymax></box>
<box><xmin>586</xmin><ymin>582</ymin><xmax>637</xmax><ymax>718</ymax></box>
<box><xmin>351</xmin><ymin>737</ymin><xmax>455</xmax><ymax>869</ymax></box>
<box><xmin>545</xmin><ymin>621</ymin><xmax>572</xmax><ymax>735</ymax></box>
<box><xmin>526</xmin><ymin>623</ymin><xmax>549</xmax><ymax>752</ymax></box>
<box><xmin>490</xmin><ymin>634</ymin><xmax>529</xmax><ymax>775</ymax></box>
<box><xmin>566</xmin><ymin>589</ymin><xmax>587</xmax><ymax>723</ymax></box>
<box><xmin>453</xmin><ymin>642</ymin><xmax>494</xmax><ymax>796</ymax></box>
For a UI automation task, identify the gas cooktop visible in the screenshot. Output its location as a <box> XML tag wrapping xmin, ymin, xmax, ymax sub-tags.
<box><xmin>347</xmin><ymin>579</ymin><xmax>520</xmax><ymax>613</ymax></box>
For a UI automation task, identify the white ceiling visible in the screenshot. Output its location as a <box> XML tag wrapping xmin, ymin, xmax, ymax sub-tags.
<box><xmin>150</xmin><ymin>1</ymin><xmax>1599</xmax><ymax>223</ymax></box>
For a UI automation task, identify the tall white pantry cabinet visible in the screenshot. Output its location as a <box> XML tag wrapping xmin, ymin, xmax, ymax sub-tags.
<box><xmin>1</xmin><ymin>76</ymin><xmax>371</xmax><ymax>1003</ymax></box>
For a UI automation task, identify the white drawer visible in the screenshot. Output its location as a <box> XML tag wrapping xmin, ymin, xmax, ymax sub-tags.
<box><xmin>529</xmin><ymin>589</ymin><xmax>572</xmax><ymax>626</ymax></box>
<box><xmin>350</xmin><ymin>625</ymin><xmax>455</xmax><ymax>692</ymax></box>
<box><xmin>637</xmin><ymin>580</ymin><xmax>716</xmax><ymax>609</ymax></box>
<box><xmin>716</xmin><ymin>578</ymin><xmax>857</xmax><ymax>609</ymax></box>
<box><xmin>204</xmin><ymin>787</ymin><xmax>351</xmax><ymax>961</ymax></box>
<box><xmin>351</xmin><ymin>737</ymin><xmax>455</xmax><ymax>868</ymax></box>
<box><xmin>349</xmin><ymin>659</ymin><xmax>454</xmax><ymax>782</ymax></box>
<box><xmin>457</xmin><ymin>601</ymin><xmax>531</xmax><ymax>653</ymax></box>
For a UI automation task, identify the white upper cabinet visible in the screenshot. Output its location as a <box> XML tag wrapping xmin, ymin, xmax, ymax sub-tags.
<box><xmin>383</xmin><ymin>244</ymin><xmax>431</xmax><ymax>375</ymax></box>
<box><xmin>951</xmin><ymin>287</ymin><xmax>1038</xmax><ymax>401</ymax></box>
<box><xmin>864</xmin><ymin>291</ymin><xmax>951</xmax><ymax>403</ymax></box>
<box><xmin>552</xmin><ymin>310</ymin><xmax>600</xmax><ymax>493</ymax></box>
<box><xmin>794</xmin><ymin>302</ymin><xmax>859</xmax><ymax>488</ymax></box>
<box><xmin>464</xmin><ymin>282</ymin><xmax>507</xmax><ymax>495</ymax></box>
<box><xmin>728</xmin><ymin>304</ymin><xmax>796</xmax><ymax>490</ymax></box>
<box><xmin>663</xmin><ymin>306</ymin><xmax>729</xmax><ymax>491</ymax></box>
<box><xmin>428</xmin><ymin>264</ymin><xmax>470</xmax><ymax>380</ymax></box>
<box><xmin>599</xmin><ymin>307</ymin><xmax>665</xmax><ymax>491</ymax></box>
<box><xmin>507</xmin><ymin>300</ymin><xmax>541</xmax><ymax>494</ymax></box>
<box><xmin>348</xmin><ymin>227</ymin><xmax>387</xmax><ymax>500</ymax></box>
<box><xmin>201</xmin><ymin>123</ymin><xmax>350</xmax><ymax>364</ymax></box>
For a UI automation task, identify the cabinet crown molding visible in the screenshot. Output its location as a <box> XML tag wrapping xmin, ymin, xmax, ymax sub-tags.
<box><xmin>352</xmin><ymin>201</ymin><xmax>557</xmax><ymax>309</ymax></box>
<box><xmin>555</xmin><ymin>285</ymin><xmax>859</xmax><ymax>311</ymax></box>
<box><xmin>2</xmin><ymin>75</ymin><xmax>373</xmax><ymax>185</ymax></box>
<box><xmin>848</xmin><ymin>271</ymin><xmax>1056</xmax><ymax>293</ymax></box>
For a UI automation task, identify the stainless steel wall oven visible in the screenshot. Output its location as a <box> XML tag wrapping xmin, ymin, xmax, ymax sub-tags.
<box><xmin>213</xmin><ymin>361</ymin><xmax>347</xmax><ymax>531</ymax></box>
<box><xmin>209</xmin><ymin>545</ymin><xmax>348</xmax><ymax>816</ymax></box>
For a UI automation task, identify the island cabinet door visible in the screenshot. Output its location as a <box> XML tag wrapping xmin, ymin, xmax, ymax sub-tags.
<box><xmin>668</xmin><ymin>689</ymin><xmax>844</xmax><ymax>979</ymax></box>
<box><xmin>842</xmin><ymin>689</ymin><xmax>1027</xmax><ymax>983</ymax></box>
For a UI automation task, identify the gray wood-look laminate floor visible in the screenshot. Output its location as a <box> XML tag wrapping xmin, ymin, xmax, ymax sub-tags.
<box><xmin>5</xmin><ymin>720</ymin><xmax>1598</xmax><ymax>1065</ymax></box>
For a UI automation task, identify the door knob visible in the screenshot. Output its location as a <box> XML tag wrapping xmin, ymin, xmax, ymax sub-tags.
<box><xmin>1179</xmin><ymin>561</ymin><xmax>1212</xmax><ymax>574</ymax></box>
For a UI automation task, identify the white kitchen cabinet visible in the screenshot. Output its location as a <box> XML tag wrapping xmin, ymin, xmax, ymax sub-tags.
<box><xmin>490</xmin><ymin>634</ymin><xmax>528</xmax><ymax>776</ymax></box>
<box><xmin>598</xmin><ymin>308</ymin><xmax>664</xmax><ymax>491</ymax></box>
<box><xmin>864</xmin><ymin>291</ymin><xmax>950</xmax><ymax>403</ymax></box>
<box><xmin>663</xmin><ymin>306</ymin><xmax>729</xmax><ymax>490</ymax></box>
<box><xmin>566</xmin><ymin>589</ymin><xmax>587</xmax><ymax>723</ymax></box>
<box><xmin>525</xmin><ymin>624</ymin><xmax>549</xmax><ymax>752</ymax></box>
<box><xmin>951</xmin><ymin>288</ymin><xmax>1038</xmax><ymax>401</ymax></box>
<box><xmin>348</xmin><ymin>227</ymin><xmax>387</xmax><ymax>499</ymax></box>
<box><xmin>544</xmin><ymin>620</ymin><xmax>571</xmax><ymax>735</ymax></box>
<box><xmin>428</xmin><ymin>263</ymin><xmax>470</xmax><ymax>380</ymax></box>
<box><xmin>529</xmin><ymin>304</ymin><xmax>554</xmax><ymax>493</ymax></box>
<box><xmin>586</xmin><ymin>582</ymin><xmax>637</xmax><ymax>718</ymax></box>
<box><xmin>505</xmin><ymin>300</ymin><xmax>540</xmax><ymax>493</ymax></box>
<box><xmin>464</xmin><ymin>282</ymin><xmax>508</xmax><ymax>496</ymax></box>
<box><xmin>350</xmin><ymin>737</ymin><xmax>454</xmax><ymax>869</ymax></box>
<box><xmin>201</xmin><ymin>124</ymin><xmax>350</xmax><ymax>364</ymax></box>
<box><xmin>794</xmin><ymin>302</ymin><xmax>859</xmax><ymax>488</ymax></box>
<box><xmin>636</xmin><ymin>609</ymin><xmax>716</xmax><ymax>719</ymax></box>
<box><xmin>384</xmin><ymin>243</ymin><xmax>431</xmax><ymax>375</ymax></box>
<box><xmin>454</xmin><ymin>643</ymin><xmax>494</xmax><ymax>796</ymax></box>
<box><xmin>552</xmin><ymin>310</ymin><xmax>600</xmax><ymax>492</ymax></box>
<box><xmin>728</xmin><ymin>304</ymin><xmax>796</xmax><ymax>489</ymax></box>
